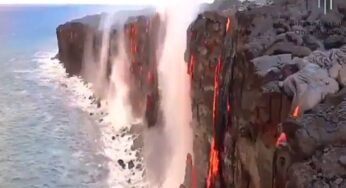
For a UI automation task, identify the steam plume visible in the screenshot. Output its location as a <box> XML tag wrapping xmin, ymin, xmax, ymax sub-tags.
<box><xmin>144</xmin><ymin>1</ymin><xmax>200</xmax><ymax>187</ymax></box>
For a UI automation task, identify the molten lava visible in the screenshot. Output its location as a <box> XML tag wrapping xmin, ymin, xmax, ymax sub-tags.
<box><xmin>276</xmin><ymin>132</ymin><xmax>287</xmax><ymax>147</ymax></box>
<box><xmin>212</xmin><ymin>56</ymin><xmax>222</xmax><ymax>126</ymax></box>
<box><xmin>207</xmin><ymin>138</ymin><xmax>220</xmax><ymax>188</ymax></box>
<box><xmin>207</xmin><ymin>56</ymin><xmax>222</xmax><ymax>188</ymax></box>
<box><xmin>292</xmin><ymin>105</ymin><xmax>300</xmax><ymax>118</ymax></box>
<box><xmin>226</xmin><ymin>17</ymin><xmax>231</xmax><ymax>33</ymax></box>
<box><xmin>186</xmin><ymin>153</ymin><xmax>197</xmax><ymax>188</ymax></box>
<box><xmin>188</xmin><ymin>54</ymin><xmax>196</xmax><ymax>79</ymax></box>
<box><xmin>129</xmin><ymin>24</ymin><xmax>138</xmax><ymax>56</ymax></box>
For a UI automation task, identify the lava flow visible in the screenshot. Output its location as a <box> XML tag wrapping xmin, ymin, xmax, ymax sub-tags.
<box><xmin>186</xmin><ymin>153</ymin><xmax>197</xmax><ymax>188</ymax></box>
<box><xmin>207</xmin><ymin>56</ymin><xmax>222</xmax><ymax>188</ymax></box>
<box><xmin>276</xmin><ymin>132</ymin><xmax>287</xmax><ymax>147</ymax></box>
<box><xmin>188</xmin><ymin>53</ymin><xmax>196</xmax><ymax>79</ymax></box>
<box><xmin>207</xmin><ymin>138</ymin><xmax>220</xmax><ymax>188</ymax></box>
<box><xmin>292</xmin><ymin>105</ymin><xmax>300</xmax><ymax>118</ymax></box>
<box><xmin>226</xmin><ymin>17</ymin><xmax>231</xmax><ymax>33</ymax></box>
<box><xmin>129</xmin><ymin>23</ymin><xmax>138</xmax><ymax>58</ymax></box>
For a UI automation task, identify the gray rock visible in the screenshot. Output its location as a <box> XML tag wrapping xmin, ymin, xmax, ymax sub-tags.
<box><xmin>324</xmin><ymin>35</ymin><xmax>345</xmax><ymax>49</ymax></box>
<box><xmin>334</xmin><ymin>178</ymin><xmax>343</xmax><ymax>185</ymax></box>
<box><xmin>117</xmin><ymin>159</ymin><xmax>126</xmax><ymax>169</ymax></box>
<box><xmin>338</xmin><ymin>156</ymin><xmax>346</xmax><ymax>166</ymax></box>
<box><xmin>128</xmin><ymin>160</ymin><xmax>134</xmax><ymax>169</ymax></box>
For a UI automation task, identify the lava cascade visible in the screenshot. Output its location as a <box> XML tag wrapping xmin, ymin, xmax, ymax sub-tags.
<box><xmin>292</xmin><ymin>105</ymin><xmax>300</xmax><ymax>118</ymax></box>
<box><xmin>188</xmin><ymin>54</ymin><xmax>196</xmax><ymax>79</ymax></box>
<box><xmin>207</xmin><ymin>56</ymin><xmax>222</xmax><ymax>188</ymax></box>
<box><xmin>129</xmin><ymin>23</ymin><xmax>138</xmax><ymax>57</ymax></box>
<box><xmin>226</xmin><ymin>17</ymin><xmax>231</xmax><ymax>33</ymax></box>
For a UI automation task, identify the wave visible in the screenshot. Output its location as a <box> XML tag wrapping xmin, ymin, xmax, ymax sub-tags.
<box><xmin>33</xmin><ymin>51</ymin><xmax>146</xmax><ymax>188</ymax></box>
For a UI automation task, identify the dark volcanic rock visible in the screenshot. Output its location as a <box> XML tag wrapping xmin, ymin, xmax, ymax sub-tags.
<box><xmin>324</xmin><ymin>34</ymin><xmax>346</xmax><ymax>49</ymax></box>
<box><xmin>286</xmin><ymin>146</ymin><xmax>346</xmax><ymax>188</ymax></box>
<box><xmin>56</xmin><ymin>10</ymin><xmax>163</xmax><ymax>128</ymax></box>
<box><xmin>185</xmin><ymin>0</ymin><xmax>346</xmax><ymax>187</ymax></box>
<box><xmin>117</xmin><ymin>159</ymin><xmax>126</xmax><ymax>169</ymax></box>
<box><xmin>57</xmin><ymin>20</ymin><xmax>96</xmax><ymax>76</ymax></box>
<box><xmin>128</xmin><ymin>160</ymin><xmax>134</xmax><ymax>169</ymax></box>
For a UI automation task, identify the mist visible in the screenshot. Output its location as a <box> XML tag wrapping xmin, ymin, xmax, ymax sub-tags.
<box><xmin>143</xmin><ymin>1</ymin><xmax>200</xmax><ymax>187</ymax></box>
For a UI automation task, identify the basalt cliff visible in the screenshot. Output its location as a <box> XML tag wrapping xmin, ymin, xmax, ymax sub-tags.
<box><xmin>56</xmin><ymin>0</ymin><xmax>346</xmax><ymax>187</ymax></box>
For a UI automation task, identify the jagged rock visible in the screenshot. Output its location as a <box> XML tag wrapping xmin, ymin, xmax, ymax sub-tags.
<box><xmin>281</xmin><ymin>61</ymin><xmax>339</xmax><ymax>113</ymax></box>
<box><xmin>185</xmin><ymin>0</ymin><xmax>346</xmax><ymax>187</ymax></box>
<box><xmin>338</xmin><ymin>155</ymin><xmax>346</xmax><ymax>166</ymax></box>
<box><xmin>57</xmin><ymin>20</ymin><xmax>97</xmax><ymax>75</ymax></box>
<box><xmin>264</xmin><ymin>42</ymin><xmax>312</xmax><ymax>57</ymax></box>
<box><xmin>334</xmin><ymin>178</ymin><xmax>343</xmax><ymax>185</ymax></box>
<box><xmin>285</xmin><ymin>146</ymin><xmax>346</xmax><ymax>188</ymax></box>
<box><xmin>56</xmin><ymin>10</ymin><xmax>162</xmax><ymax>128</ymax></box>
<box><xmin>117</xmin><ymin>159</ymin><xmax>126</xmax><ymax>169</ymax></box>
<box><xmin>324</xmin><ymin>35</ymin><xmax>346</xmax><ymax>49</ymax></box>
<box><xmin>128</xmin><ymin>160</ymin><xmax>134</xmax><ymax>169</ymax></box>
<box><xmin>135</xmin><ymin>163</ymin><xmax>142</xmax><ymax>170</ymax></box>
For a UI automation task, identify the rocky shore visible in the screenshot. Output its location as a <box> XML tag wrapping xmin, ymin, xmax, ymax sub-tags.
<box><xmin>56</xmin><ymin>0</ymin><xmax>346</xmax><ymax>187</ymax></box>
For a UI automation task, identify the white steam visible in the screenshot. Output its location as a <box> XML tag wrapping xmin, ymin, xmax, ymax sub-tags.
<box><xmin>76</xmin><ymin>2</ymin><xmax>201</xmax><ymax>187</ymax></box>
<box><xmin>95</xmin><ymin>13</ymin><xmax>113</xmax><ymax>98</ymax></box>
<box><xmin>144</xmin><ymin>1</ymin><xmax>200</xmax><ymax>187</ymax></box>
<box><xmin>106</xmin><ymin>33</ymin><xmax>133</xmax><ymax>131</ymax></box>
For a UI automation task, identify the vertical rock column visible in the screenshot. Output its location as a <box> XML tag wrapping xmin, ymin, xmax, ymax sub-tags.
<box><xmin>124</xmin><ymin>14</ymin><xmax>163</xmax><ymax>127</ymax></box>
<box><xmin>185</xmin><ymin>11</ymin><xmax>233</xmax><ymax>188</ymax></box>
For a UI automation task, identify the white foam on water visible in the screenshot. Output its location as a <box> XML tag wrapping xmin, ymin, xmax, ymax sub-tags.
<box><xmin>33</xmin><ymin>51</ymin><xmax>146</xmax><ymax>188</ymax></box>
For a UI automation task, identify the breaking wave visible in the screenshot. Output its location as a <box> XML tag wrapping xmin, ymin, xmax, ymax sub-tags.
<box><xmin>34</xmin><ymin>51</ymin><xmax>146</xmax><ymax>188</ymax></box>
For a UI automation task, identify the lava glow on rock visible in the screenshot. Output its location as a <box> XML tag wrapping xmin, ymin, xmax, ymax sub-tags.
<box><xmin>207</xmin><ymin>138</ymin><xmax>220</xmax><ymax>188</ymax></box>
<box><xmin>276</xmin><ymin>132</ymin><xmax>287</xmax><ymax>147</ymax></box>
<box><xmin>186</xmin><ymin>153</ymin><xmax>197</xmax><ymax>188</ymax></box>
<box><xmin>226</xmin><ymin>17</ymin><xmax>231</xmax><ymax>33</ymax></box>
<box><xmin>188</xmin><ymin>53</ymin><xmax>196</xmax><ymax>79</ymax></box>
<box><xmin>207</xmin><ymin>55</ymin><xmax>222</xmax><ymax>188</ymax></box>
<box><xmin>292</xmin><ymin>105</ymin><xmax>300</xmax><ymax>118</ymax></box>
<box><xmin>129</xmin><ymin>23</ymin><xmax>138</xmax><ymax>57</ymax></box>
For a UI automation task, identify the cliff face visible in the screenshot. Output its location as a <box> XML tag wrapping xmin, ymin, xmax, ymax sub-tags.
<box><xmin>185</xmin><ymin>0</ymin><xmax>346</xmax><ymax>187</ymax></box>
<box><xmin>56</xmin><ymin>12</ymin><xmax>163</xmax><ymax>127</ymax></box>
<box><xmin>56</xmin><ymin>1</ymin><xmax>346</xmax><ymax>187</ymax></box>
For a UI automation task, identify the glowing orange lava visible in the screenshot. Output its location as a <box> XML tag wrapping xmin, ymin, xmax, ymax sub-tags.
<box><xmin>226</xmin><ymin>17</ymin><xmax>231</xmax><ymax>33</ymax></box>
<box><xmin>212</xmin><ymin>56</ymin><xmax>222</xmax><ymax>126</ymax></box>
<box><xmin>207</xmin><ymin>138</ymin><xmax>220</xmax><ymax>188</ymax></box>
<box><xmin>292</xmin><ymin>105</ymin><xmax>300</xmax><ymax>118</ymax></box>
<box><xmin>186</xmin><ymin>153</ymin><xmax>197</xmax><ymax>188</ymax></box>
<box><xmin>276</xmin><ymin>132</ymin><xmax>287</xmax><ymax>147</ymax></box>
<box><xmin>207</xmin><ymin>56</ymin><xmax>222</xmax><ymax>188</ymax></box>
<box><xmin>188</xmin><ymin>54</ymin><xmax>196</xmax><ymax>79</ymax></box>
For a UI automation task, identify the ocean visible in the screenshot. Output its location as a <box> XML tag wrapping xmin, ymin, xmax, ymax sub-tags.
<box><xmin>0</xmin><ymin>5</ymin><xmax>145</xmax><ymax>188</ymax></box>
